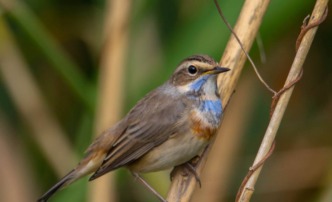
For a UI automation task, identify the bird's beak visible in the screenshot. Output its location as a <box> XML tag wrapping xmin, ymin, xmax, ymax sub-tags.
<box><xmin>205</xmin><ymin>66</ymin><xmax>230</xmax><ymax>75</ymax></box>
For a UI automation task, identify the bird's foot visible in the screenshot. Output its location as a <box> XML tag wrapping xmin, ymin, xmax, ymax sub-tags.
<box><xmin>170</xmin><ymin>156</ymin><xmax>202</xmax><ymax>187</ymax></box>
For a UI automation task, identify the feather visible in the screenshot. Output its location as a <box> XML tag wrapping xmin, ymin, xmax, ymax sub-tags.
<box><xmin>89</xmin><ymin>84</ymin><xmax>190</xmax><ymax>180</ymax></box>
<box><xmin>37</xmin><ymin>170</ymin><xmax>75</xmax><ymax>202</ymax></box>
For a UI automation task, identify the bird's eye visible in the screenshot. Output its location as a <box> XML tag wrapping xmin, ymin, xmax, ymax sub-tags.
<box><xmin>188</xmin><ymin>65</ymin><xmax>197</xmax><ymax>75</ymax></box>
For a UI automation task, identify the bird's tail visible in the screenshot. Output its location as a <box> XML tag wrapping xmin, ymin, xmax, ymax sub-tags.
<box><xmin>37</xmin><ymin>153</ymin><xmax>106</xmax><ymax>202</ymax></box>
<box><xmin>37</xmin><ymin>130</ymin><xmax>117</xmax><ymax>202</ymax></box>
<box><xmin>37</xmin><ymin>170</ymin><xmax>76</xmax><ymax>202</ymax></box>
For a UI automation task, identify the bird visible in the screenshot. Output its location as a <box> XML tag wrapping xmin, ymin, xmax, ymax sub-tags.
<box><xmin>37</xmin><ymin>55</ymin><xmax>230</xmax><ymax>202</ymax></box>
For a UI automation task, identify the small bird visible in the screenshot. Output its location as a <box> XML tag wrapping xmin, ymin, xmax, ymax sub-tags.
<box><xmin>38</xmin><ymin>55</ymin><xmax>230</xmax><ymax>202</ymax></box>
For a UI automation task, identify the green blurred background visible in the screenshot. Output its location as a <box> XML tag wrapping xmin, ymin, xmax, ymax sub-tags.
<box><xmin>0</xmin><ymin>0</ymin><xmax>331</xmax><ymax>202</ymax></box>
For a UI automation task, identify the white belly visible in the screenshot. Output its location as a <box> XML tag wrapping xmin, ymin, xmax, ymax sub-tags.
<box><xmin>129</xmin><ymin>132</ymin><xmax>208</xmax><ymax>173</ymax></box>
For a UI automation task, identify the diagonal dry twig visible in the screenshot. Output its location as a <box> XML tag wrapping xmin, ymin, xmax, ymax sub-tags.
<box><xmin>167</xmin><ymin>0</ymin><xmax>271</xmax><ymax>201</ymax></box>
<box><xmin>237</xmin><ymin>0</ymin><xmax>329</xmax><ymax>201</ymax></box>
<box><xmin>213</xmin><ymin>0</ymin><xmax>276</xmax><ymax>95</ymax></box>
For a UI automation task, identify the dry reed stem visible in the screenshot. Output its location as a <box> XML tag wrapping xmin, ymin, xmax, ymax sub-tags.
<box><xmin>89</xmin><ymin>0</ymin><xmax>131</xmax><ymax>202</ymax></box>
<box><xmin>0</xmin><ymin>19</ymin><xmax>77</xmax><ymax>177</ymax></box>
<box><xmin>167</xmin><ymin>0</ymin><xmax>271</xmax><ymax>201</ymax></box>
<box><xmin>0</xmin><ymin>115</ymin><xmax>36</xmax><ymax>202</ymax></box>
<box><xmin>192</xmin><ymin>77</ymin><xmax>258</xmax><ymax>202</ymax></box>
<box><xmin>237</xmin><ymin>0</ymin><xmax>329</xmax><ymax>201</ymax></box>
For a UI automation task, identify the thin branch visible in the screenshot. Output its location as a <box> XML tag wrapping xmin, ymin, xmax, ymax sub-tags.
<box><xmin>214</xmin><ymin>0</ymin><xmax>276</xmax><ymax>95</ymax></box>
<box><xmin>166</xmin><ymin>1</ymin><xmax>271</xmax><ymax>201</ymax></box>
<box><xmin>236</xmin><ymin>142</ymin><xmax>275</xmax><ymax>201</ymax></box>
<box><xmin>296</xmin><ymin>8</ymin><xmax>328</xmax><ymax>51</ymax></box>
<box><xmin>237</xmin><ymin>0</ymin><xmax>329</xmax><ymax>201</ymax></box>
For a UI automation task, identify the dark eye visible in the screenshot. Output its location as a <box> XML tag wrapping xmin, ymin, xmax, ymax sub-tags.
<box><xmin>188</xmin><ymin>65</ymin><xmax>197</xmax><ymax>75</ymax></box>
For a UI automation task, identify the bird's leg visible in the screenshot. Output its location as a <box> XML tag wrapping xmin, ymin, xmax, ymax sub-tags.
<box><xmin>131</xmin><ymin>172</ymin><xmax>167</xmax><ymax>202</ymax></box>
<box><xmin>183</xmin><ymin>162</ymin><xmax>201</xmax><ymax>187</ymax></box>
<box><xmin>170</xmin><ymin>155</ymin><xmax>202</xmax><ymax>187</ymax></box>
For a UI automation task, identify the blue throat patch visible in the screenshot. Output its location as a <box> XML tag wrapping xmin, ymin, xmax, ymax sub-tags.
<box><xmin>199</xmin><ymin>99</ymin><xmax>223</xmax><ymax>119</ymax></box>
<box><xmin>188</xmin><ymin>75</ymin><xmax>223</xmax><ymax>120</ymax></box>
<box><xmin>189</xmin><ymin>75</ymin><xmax>209</xmax><ymax>92</ymax></box>
<box><xmin>190</xmin><ymin>75</ymin><xmax>222</xmax><ymax>119</ymax></box>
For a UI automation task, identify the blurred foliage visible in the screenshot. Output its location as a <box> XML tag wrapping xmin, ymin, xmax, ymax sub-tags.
<box><xmin>0</xmin><ymin>0</ymin><xmax>331</xmax><ymax>202</ymax></box>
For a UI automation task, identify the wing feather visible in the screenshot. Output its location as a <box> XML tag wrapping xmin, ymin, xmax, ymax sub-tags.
<box><xmin>90</xmin><ymin>85</ymin><xmax>189</xmax><ymax>180</ymax></box>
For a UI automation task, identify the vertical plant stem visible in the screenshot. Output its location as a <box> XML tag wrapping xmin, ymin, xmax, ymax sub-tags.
<box><xmin>0</xmin><ymin>18</ymin><xmax>77</xmax><ymax>176</ymax></box>
<box><xmin>89</xmin><ymin>0</ymin><xmax>131</xmax><ymax>202</ymax></box>
<box><xmin>0</xmin><ymin>115</ymin><xmax>36</xmax><ymax>202</ymax></box>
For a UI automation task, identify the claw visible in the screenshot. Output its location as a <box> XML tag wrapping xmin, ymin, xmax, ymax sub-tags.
<box><xmin>170</xmin><ymin>156</ymin><xmax>202</xmax><ymax>188</ymax></box>
<box><xmin>184</xmin><ymin>162</ymin><xmax>202</xmax><ymax>188</ymax></box>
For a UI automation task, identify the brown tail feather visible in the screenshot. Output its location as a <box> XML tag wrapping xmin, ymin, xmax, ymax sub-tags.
<box><xmin>37</xmin><ymin>152</ymin><xmax>106</xmax><ymax>202</ymax></box>
<box><xmin>37</xmin><ymin>131</ymin><xmax>114</xmax><ymax>201</ymax></box>
<box><xmin>37</xmin><ymin>170</ymin><xmax>75</xmax><ymax>202</ymax></box>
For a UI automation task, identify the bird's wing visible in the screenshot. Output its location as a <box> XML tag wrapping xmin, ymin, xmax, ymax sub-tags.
<box><xmin>90</xmin><ymin>87</ymin><xmax>188</xmax><ymax>180</ymax></box>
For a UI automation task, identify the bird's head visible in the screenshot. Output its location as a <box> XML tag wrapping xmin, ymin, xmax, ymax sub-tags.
<box><xmin>170</xmin><ymin>55</ymin><xmax>230</xmax><ymax>96</ymax></box>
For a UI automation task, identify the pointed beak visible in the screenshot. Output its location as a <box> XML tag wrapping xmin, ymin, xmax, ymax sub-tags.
<box><xmin>206</xmin><ymin>66</ymin><xmax>230</xmax><ymax>75</ymax></box>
